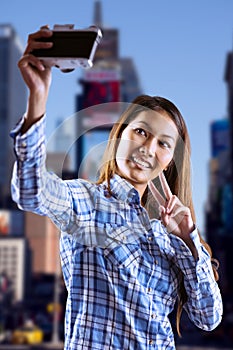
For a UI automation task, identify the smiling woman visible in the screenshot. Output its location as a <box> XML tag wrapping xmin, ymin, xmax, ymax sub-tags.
<box><xmin>10</xmin><ymin>27</ymin><xmax>223</xmax><ymax>349</ymax></box>
<box><xmin>98</xmin><ymin>96</ymin><xmax>189</xmax><ymax>203</ymax></box>
<box><xmin>114</xmin><ymin>110</ymin><xmax>178</xmax><ymax>197</ymax></box>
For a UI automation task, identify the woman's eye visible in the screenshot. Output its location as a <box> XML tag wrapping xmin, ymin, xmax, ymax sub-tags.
<box><xmin>159</xmin><ymin>140</ymin><xmax>171</xmax><ymax>149</ymax></box>
<box><xmin>135</xmin><ymin>128</ymin><xmax>147</xmax><ymax>137</ymax></box>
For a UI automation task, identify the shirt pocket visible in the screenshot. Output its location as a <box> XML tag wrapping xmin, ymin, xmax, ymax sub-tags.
<box><xmin>103</xmin><ymin>225</ymin><xmax>142</xmax><ymax>270</ymax></box>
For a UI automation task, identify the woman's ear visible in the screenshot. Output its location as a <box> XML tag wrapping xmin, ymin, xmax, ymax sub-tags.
<box><xmin>164</xmin><ymin>159</ymin><xmax>174</xmax><ymax>172</ymax></box>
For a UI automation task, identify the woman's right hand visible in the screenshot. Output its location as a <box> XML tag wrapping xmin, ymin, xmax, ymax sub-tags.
<box><xmin>18</xmin><ymin>26</ymin><xmax>53</xmax><ymax>130</ymax></box>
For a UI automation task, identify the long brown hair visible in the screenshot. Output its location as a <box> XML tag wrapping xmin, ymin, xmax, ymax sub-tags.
<box><xmin>97</xmin><ymin>95</ymin><xmax>219</xmax><ymax>335</ymax></box>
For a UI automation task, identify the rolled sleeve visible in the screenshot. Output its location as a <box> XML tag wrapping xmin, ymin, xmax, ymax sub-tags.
<box><xmin>11</xmin><ymin>114</ymin><xmax>46</xmax><ymax>164</ymax></box>
<box><xmin>169</xmin><ymin>229</ymin><xmax>223</xmax><ymax>331</ymax></box>
<box><xmin>169</xmin><ymin>230</ymin><xmax>215</xmax><ymax>285</ymax></box>
<box><xmin>10</xmin><ymin>114</ymin><xmax>73</xmax><ymax>231</ymax></box>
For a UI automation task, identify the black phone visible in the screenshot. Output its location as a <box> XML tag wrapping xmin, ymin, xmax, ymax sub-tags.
<box><xmin>31</xmin><ymin>25</ymin><xmax>102</xmax><ymax>71</ymax></box>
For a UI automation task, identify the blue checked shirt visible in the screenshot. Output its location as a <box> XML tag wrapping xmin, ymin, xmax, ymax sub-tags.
<box><xmin>11</xmin><ymin>115</ymin><xmax>223</xmax><ymax>349</ymax></box>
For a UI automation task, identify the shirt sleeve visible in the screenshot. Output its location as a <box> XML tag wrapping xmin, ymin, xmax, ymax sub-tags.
<box><xmin>10</xmin><ymin>115</ymin><xmax>74</xmax><ymax>231</ymax></box>
<box><xmin>169</xmin><ymin>229</ymin><xmax>223</xmax><ymax>331</ymax></box>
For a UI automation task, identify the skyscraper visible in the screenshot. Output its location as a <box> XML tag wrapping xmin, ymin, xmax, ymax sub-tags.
<box><xmin>204</xmin><ymin>40</ymin><xmax>233</xmax><ymax>345</ymax></box>
<box><xmin>225</xmin><ymin>47</ymin><xmax>233</xmax><ymax>185</ymax></box>
<box><xmin>0</xmin><ymin>24</ymin><xmax>27</xmax><ymax>208</ymax></box>
<box><xmin>75</xmin><ymin>1</ymin><xmax>142</xmax><ymax>178</ymax></box>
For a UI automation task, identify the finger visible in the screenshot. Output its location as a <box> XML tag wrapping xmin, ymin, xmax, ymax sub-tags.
<box><xmin>148</xmin><ymin>181</ymin><xmax>166</xmax><ymax>206</ymax></box>
<box><xmin>25</xmin><ymin>40</ymin><xmax>53</xmax><ymax>55</ymax></box>
<box><xmin>40</xmin><ymin>24</ymin><xmax>50</xmax><ymax>30</ymax></box>
<box><xmin>166</xmin><ymin>195</ymin><xmax>177</xmax><ymax>213</ymax></box>
<box><xmin>160</xmin><ymin>206</ymin><xmax>169</xmax><ymax>227</ymax></box>
<box><xmin>159</xmin><ymin>171</ymin><xmax>173</xmax><ymax>200</ymax></box>
<box><xmin>170</xmin><ymin>206</ymin><xmax>193</xmax><ymax>232</ymax></box>
<box><xmin>27</xmin><ymin>28</ymin><xmax>53</xmax><ymax>43</ymax></box>
<box><xmin>18</xmin><ymin>54</ymin><xmax>46</xmax><ymax>71</ymax></box>
<box><xmin>24</xmin><ymin>31</ymin><xmax>53</xmax><ymax>55</ymax></box>
<box><xmin>170</xmin><ymin>206</ymin><xmax>190</xmax><ymax>219</ymax></box>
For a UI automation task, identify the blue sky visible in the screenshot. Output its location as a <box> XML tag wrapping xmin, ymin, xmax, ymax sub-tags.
<box><xmin>1</xmin><ymin>0</ymin><xmax>233</xmax><ymax>231</ymax></box>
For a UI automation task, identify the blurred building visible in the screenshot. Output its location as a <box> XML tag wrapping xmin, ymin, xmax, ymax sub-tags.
<box><xmin>25</xmin><ymin>213</ymin><xmax>60</xmax><ymax>275</ymax></box>
<box><xmin>47</xmin><ymin>152</ymin><xmax>71</xmax><ymax>177</ymax></box>
<box><xmin>0</xmin><ymin>209</ymin><xmax>24</xmax><ymax>236</ymax></box>
<box><xmin>205</xmin><ymin>41</ymin><xmax>233</xmax><ymax>344</ymax></box>
<box><xmin>206</xmin><ymin>118</ymin><xmax>232</xmax><ymax>281</ymax></box>
<box><xmin>0</xmin><ymin>237</ymin><xmax>28</xmax><ymax>301</ymax></box>
<box><xmin>24</xmin><ymin>152</ymin><xmax>71</xmax><ymax>275</ymax></box>
<box><xmin>76</xmin><ymin>0</ymin><xmax>142</xmax><ymax>178</ymax></box>
<box><xmin>205</xmin><ymin>47</ymin><xmax>233</xmax><ymax>288</ymax></box>
<box><xmin>225</xmin><ymin>48</ymin><xmax>233</xmax><ymax>155</ymax></box>
<box><xmin>120</xmin><ymin>57</ymin><xmax>142</xmax><ymax>102</ymax></box>
<box><xmin>53</xmin><ymin>119</ymin><xmax>75</xmax><ymax>154</ymax></box>
<box><xmin>0</xmin><ymin>24</ymin><xmax>27</xmax><ymax>208</ymax></box>
<box><xmin>1</xmin><ymin>1</ymin><xmax>142</xmax><ymax>337</ymax></box>
<box><xmin>0</xmin><ymin>24</ymin><xmax>27</xmax><ymax>307</ymax></box>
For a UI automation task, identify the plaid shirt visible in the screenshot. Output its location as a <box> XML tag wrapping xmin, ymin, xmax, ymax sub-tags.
<box><xmin>11</xmin><ymin>116</ymin><xmax>223</xmax><ymax>350</ymax></box>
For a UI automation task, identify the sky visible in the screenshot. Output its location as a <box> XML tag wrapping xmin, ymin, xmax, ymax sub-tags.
<box><xmin>1</xmin><ymin>0</ymin><xmax>233</xmax><ymax>232</ymax></box>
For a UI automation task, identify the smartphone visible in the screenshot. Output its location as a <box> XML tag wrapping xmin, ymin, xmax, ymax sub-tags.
<box><xmin>31</xmin><ymin>25</ymin><xmax>102</xmax><ymax>71</ymax></box>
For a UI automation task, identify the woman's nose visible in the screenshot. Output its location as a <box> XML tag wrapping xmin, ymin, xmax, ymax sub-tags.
<box><xmin>139</xmin><ymin>138</ymin><xmax>157</xmax><ymax>157</ymax></box>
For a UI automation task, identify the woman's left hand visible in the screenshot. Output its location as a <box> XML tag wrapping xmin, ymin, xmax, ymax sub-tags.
<box><xmin>149</xmin><ymin>172</ymin><xmax>198</xmax><ymax>258</ymax></box>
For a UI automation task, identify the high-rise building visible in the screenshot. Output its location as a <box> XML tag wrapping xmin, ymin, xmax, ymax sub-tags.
<box><xmin>0</xmin><ymin>24</ymin><xmax>27</xmax><ymax>208</ymax></box>
<box><xmin>225</xmin><ymin>49</ymin><xmax>233</xmax><ymax>145</ymax></box>
<box><xmin>25</xmin><ymin>212</ymin><xmax>60</xmax><ymax>275</ymax></box>
<box><xmin>0</xmin><ymin>237</ymin><xmax>29</xmax><ymax>301</ymax></box>
<box><xmin>75</xmin><ymin>1</ymin><xmax>142</xmax><ymax>178</ymax></box>
<box><xmin>205</xmin><ymin>41</ymin><xmax>233</xmax><ymax>343</ymax></box>
<box><xmin>24</xmin><ymin>152</ymin><xmax>71</xmax><ymax>275</ymax></box>
<box><xmin>120</xmin><ymin>57</ymin><xmax>142</xmax><ymax>102</ymax></box>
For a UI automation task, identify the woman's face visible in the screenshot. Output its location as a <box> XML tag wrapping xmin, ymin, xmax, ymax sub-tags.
<box><xmin>115</xmin><ymin>110</ymin><xmax>179</xmax><ymax>196</ymax></box>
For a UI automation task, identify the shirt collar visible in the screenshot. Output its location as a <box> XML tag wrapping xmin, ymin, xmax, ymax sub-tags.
<box><xmin>105</xmin><ymin>174</ymin><xmax>141</xmax><ymax>204</ymax></box>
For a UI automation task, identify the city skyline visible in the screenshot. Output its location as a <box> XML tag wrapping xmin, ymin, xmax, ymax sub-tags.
<box><xmin>1</xmin><ymin>0</ymin><xmax>233</xmax><ymax>231</ymax></box>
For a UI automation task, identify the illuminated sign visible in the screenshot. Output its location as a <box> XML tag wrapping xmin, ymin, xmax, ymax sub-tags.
<box><xmin>0</xmin><ymin>210</ymin><xmax>10</xmax><ymax>235</ymax></box>
<box><xmin>83</xmin><ymin>69</ymin><xmax>121</xmax><ymax>82</ymax></box>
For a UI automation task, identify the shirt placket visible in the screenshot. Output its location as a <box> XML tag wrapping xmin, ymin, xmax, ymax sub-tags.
<box><xmin>132</xmin><ymin>203</ymin><xmax>159</xmax><ymax>348</ymax></box>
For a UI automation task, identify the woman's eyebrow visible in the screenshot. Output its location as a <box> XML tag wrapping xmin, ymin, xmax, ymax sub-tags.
<box><xmin>131</xmin><ymin>121</ymin><xmax>152</xmax><ymax>130</ymax></box>
<box><xmin>160</xmin><ymin>134</ymin><xmax>176</xmax><ymax>142</ymax></box>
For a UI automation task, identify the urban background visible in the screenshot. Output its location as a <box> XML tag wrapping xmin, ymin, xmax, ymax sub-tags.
<box><xmin>0</xmin><ymin>1</ymin><xmax>233</xmax><ymax>349</ymax></box>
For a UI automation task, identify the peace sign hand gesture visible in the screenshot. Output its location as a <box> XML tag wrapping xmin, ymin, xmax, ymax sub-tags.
<box><xmin>149</xmin><ymin>172</ymin><xmax>198</xmax><ymax>258</ymax></box>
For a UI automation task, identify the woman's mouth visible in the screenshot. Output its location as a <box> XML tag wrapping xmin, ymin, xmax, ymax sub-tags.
<box><xmin>131</xmin><ymin>156</ymin><xmax>151</xmax><ymax>169</ymax></box>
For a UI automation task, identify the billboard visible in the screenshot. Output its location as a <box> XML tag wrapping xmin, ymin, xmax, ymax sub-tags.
<box><xmin>83</xmin><ymin>69</ymin><xmax>121</xmax><ymax>82</ymax></box>
<box><xmin>80</xmin><ymin>67</ymin><xmax>121</xmax><ymax>114</ymax></box>
<box><xmin>82</xmin><ymin>80</ymin><xmax>120</xmax><ymax>110</ymax></box>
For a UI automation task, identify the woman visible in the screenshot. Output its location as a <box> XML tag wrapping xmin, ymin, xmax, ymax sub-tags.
<box><xmin>11</xmin><ymin>27</ymin><xmax>222</xmax><ymax>349</ymax></box>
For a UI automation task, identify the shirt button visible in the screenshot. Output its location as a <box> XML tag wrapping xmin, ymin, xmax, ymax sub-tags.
<box><xmin>149</xmin><ymin>339</ymin><xmax>154</xmax><ymax>345</ymax></box>
<box><xmin>21</xmin><ymin>141</ymin><xmax>27</xmax><ymax>148</ymax></box>
<box><xmin>147</xmin><ymin>236</ymin><xmax>152</xmax><ymax>241</ymax></box>
<box><xmin>151</xmin><ymin>313</ymin><xmax>156</xmax><ymax>319</ymax></box>
<box><xmin>147</xmin><ymin>287</ymin><xmax>152</xmax><ymax>293</ymax></box>
<box><xmin>154</xmin><ymin>259</ymin><xmax>158</xmax><ymax>264</ymax></box>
